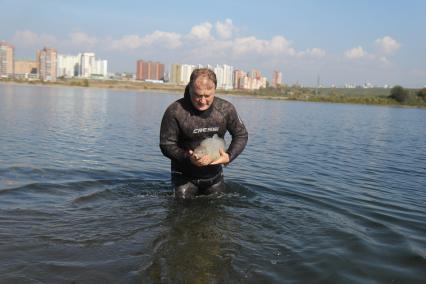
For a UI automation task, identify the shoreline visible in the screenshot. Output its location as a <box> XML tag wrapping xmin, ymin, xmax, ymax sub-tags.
<box><xmin>1</xmin><ymin>79</ymin><xmax>425</xmax><ymax>108</ymax></box>
<box><xmin>0</xmin><ymin>79</ymin><xmax>290</xmax><ymax>100</ymax></box>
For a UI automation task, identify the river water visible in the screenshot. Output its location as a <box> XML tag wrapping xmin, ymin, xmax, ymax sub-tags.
<box><xmin>0</xmin><ymin>84</ymin><xmax>425</xmax><ymax>283</ymax></box>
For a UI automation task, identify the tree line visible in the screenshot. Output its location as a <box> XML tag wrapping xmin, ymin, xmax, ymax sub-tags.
<box><xmin>389</xmin><ymin>85</ymin><xmax>426</xmax><ymax>103</ymax></box>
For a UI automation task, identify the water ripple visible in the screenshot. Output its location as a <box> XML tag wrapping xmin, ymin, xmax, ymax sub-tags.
<box><xmin>1</xmin><ymin>85</ymin><xmax>426</xmax><ymax>283</ymax></box>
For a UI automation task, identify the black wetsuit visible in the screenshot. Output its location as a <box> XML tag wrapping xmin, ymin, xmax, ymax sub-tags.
<box><xmin>160</xmin><ymin>88</ymin><xmax>248</xmax><ymax>198</ymax></box>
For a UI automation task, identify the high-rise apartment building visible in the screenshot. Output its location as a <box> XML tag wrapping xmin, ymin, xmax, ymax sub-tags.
<box><xmin>136</xmin><ymin>60</ymin><xmax>165</xmax><ymax>81</ymax></box>
<box><xmin>259</xmin><ymin>77</ymin><xmax>268</xmax><ymax>89</ymax></box>
<box><xmin>214</xmin><ymin>64</ymin><xmax>234</xmax><ymax>90</ymax></box>
<box><xmin>37</xmin><ymin>47</ymin><xmax>57</xmax><ymax>81</ymax></box>
<box><xmin>169</xmin><ymin>63</ymin><xmax>271</xmax><ymax>90</ymax></box>
<box><xmin>272</xmin><ymin>70</ymin><xmax>282</xmax><ymax>87</ymax></box>
<box><xmin>169</xmin><ymin>64</ymin><xmax>182</xmax><ymax>84</ymax></box>
<box><xmin>92</xmin><ymin>59</ymin><xmax>108</xmax><ymax>77</ymax></box>
<box><xmin>155</xmin><ymin>62</ymin><xmax>165</xmax><ymax>81</ymax></box>
<box><xmin>233</xmin><ymin>69</ymin><xmax>246</xmax><ymax>89</ymax></box>
<box><xmin>0</xmin><ymin>41</ymin><xmax>14</xmax><ymax>78</ymax></box>
<box><xmin>57</xmin><ymin>54</ymin><xmax>80</xmax><ymax>77</ymax></box>
<box><xmin>235</xmin><ymin>69</ymin><xmax>267</xmax><ymax>90</ymax></box>
<box><xmin>250</xmin><ymin>69</ymin><xmax>262</xmax><ymax>80</ymax></box>
<box><xmin>57</xmin><ymin>53</ymin><xmax>107</xmax><ymax>78</ymax></box>
<box><xmin>180</xmin><ymin>64</ymin><xmax>196</xmax><ymax>84</ymax></box>
<box><xmin>136</xmin><ymin>60</ymin><xmax>148</xmax><ymax>80</ymax></box>
<box><xmin>239</xmin><ymin>76</ymin><xmax>251</xmax><ymax>90</ymax></box>
<box><xmin>80</xmin><ymin>52</ymin><xmax>95</xmax><ymax>78</ymax></box>
<box><xmin>169</xmin><ymin>63</ymin><xmax>195</xmax><ymax>85</ymax></box>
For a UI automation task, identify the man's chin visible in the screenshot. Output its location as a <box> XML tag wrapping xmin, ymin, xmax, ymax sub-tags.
<box><xmin>196</xmin><ymin>105</ymin><xmax>210</xmax><ymax>111</ymax></box>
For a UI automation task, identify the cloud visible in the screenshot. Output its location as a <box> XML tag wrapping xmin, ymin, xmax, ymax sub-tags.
<box><xmin>232</xmin><ymin>35</ymin><xmax>297</xmax><ymax>56</ymax></box>
<box><xmin>110</xmin><ymin>35</ymin><xmax>143</xmax><ymax>50</ymax></box>
<box><xmin>344</xmin><ymin>46</ymin><xmax>367</xmax><ymax>59</ymax></box>
<box><xmin>11</xmin><ymin>30</ymin><xmax>38</xmax><ymax>46</ymax></box>
<box><xmin>267</xmin><ymin>36</ymin><xmax>296</xmax><ymax>55</ymax></box>
<box><xmin>343</xmin><ymin>36</ymin><xmax>399</xmax><ymax>63</ymax></box>
<box><xmin>232</xmin><ymin>36</ymin><xmax>266</xmax><ymax>55</ymax></box>
<box><xmin>189</xmin><ymin>22</ymin><xmax>214</xmax><ymax>41</ymax></box>
<box><xmin>215</xmin><ymin>18</ymin><xmax>235</xmax><ymax>39</ymax></box>
<box><xmin>186</xmin><ymin>20</ymin><xmax>321</xmax><ymax>61</ymax></box>
<box><xmin>375</xmin><ymin>36</ymin><xmax>400</xmax><ymax>55</ymax></box>
<box><xmin>141</xmin><ymin>31</ymin><xmax>182</xmax><ymax>48</ymax></box>
<box><xmin>69</xmin><ymin>32</ymin><xmax>98</xmax><ymax>48</ymax></box>
<box><xmin>109</xmin><ymin>31</ymin><xmax>182</xmax><ymax>50</ymax></box>
<box><xmin>9</xmin><ymin>21</ymin><xmax>323</xmax><ymax>62</ymax></box>
<box><xmin>8</xmin><ymin>19</ymin><xmax>331</xmax><ymax>79</ymax></box>
<box><xmin>188</xmin><ymin>40</ymin><xmax>233</xmax><ymax>59</ymax></box>
<box><xmin>11</xmin><ymin>30</ymin><xmax>58</xmax><ymax>47</ymax></box>
<box><xmin>298</xmin><ymin>48</ymin><xmax>326</xmax><ymax>59</ymax></box>
<box><xmin>306</xmin><ymin>48</ymin><xmax>326</xmax><ymax>58</ymax></box>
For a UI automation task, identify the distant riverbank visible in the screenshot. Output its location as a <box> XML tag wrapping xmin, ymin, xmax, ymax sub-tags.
<box><xmin>0</xmin><ymin>78</ymin><xmax>185</xmax><ymax>94</ymax></box>
<box><xmin>1</xmin><ymin>78</ymin><xmax>425</xmax><ymax>108</ymax></box>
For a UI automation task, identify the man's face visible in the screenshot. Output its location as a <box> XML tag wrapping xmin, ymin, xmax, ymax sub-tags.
<box><xmin>190</xmin><ymin>76</ymin><xmax>216</xmax><ymax>111</ymax></box>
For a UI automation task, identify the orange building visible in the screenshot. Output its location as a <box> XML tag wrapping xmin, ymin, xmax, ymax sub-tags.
<box><xmin>136</xmin><ymin>60</ymin><xmax>164</xmax><ymax>81</ymax></box>
<box><xmin>15</xmin><ymin>60</ymin><xmax>37</xmax><ymax>74</ymax></box>
<box><xmin>250</xmin><ymin>69</ymin><xmax>262</xmax><ymax>80</ymax></box>
<box><xmin>233</xmin><ymin>69</ymin><xmax>246</xmax><ymax>89</ymax></box>
<box><xmin>272</xmin><ymin>70</ymin><xmax>282</xmax><ymax>87</ymax></box>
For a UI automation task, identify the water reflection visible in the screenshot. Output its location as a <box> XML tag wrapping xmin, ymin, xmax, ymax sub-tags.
<box><xmin>144</xmin><ymin>197</ymin><xmax>232</xmax><ymax>283</ymax></box>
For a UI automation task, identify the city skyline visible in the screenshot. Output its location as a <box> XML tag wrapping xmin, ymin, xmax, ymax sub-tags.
<box><xmin>1</xmin><ymin>40</ymin><xmax>272</xmax><ymax>90</ymax></box>
<box><xmin>1</xmin><ymin>0</ymin><xmax>425</xmax><ymax>87</ymax></box>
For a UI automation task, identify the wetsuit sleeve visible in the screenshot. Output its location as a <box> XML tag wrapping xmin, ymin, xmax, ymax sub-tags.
<box><xmin>159</xmin><ymin>105</ymin><xmax>188</xmax><ymax>163</ymax></box>
<box><xmin>226</xmin><ymin>104</ymin><xmax>248</xmax><ymax>163</ymax></box>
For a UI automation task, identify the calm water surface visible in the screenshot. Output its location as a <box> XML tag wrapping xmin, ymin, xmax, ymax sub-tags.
<box><xmin>0</xmin><ymin>84</ymin><xmax>425</xmax><ymax>283</ymax></box>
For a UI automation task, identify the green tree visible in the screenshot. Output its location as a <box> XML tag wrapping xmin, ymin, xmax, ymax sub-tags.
<box><xmin>389</xmin><ymin>85</ymin><xmax>409</xmax><ymax>103</ymax></box>
<box><xmin>417</xmin><ymin>88</ymin><xmax>426</xmax><ymax>100</ymax></box>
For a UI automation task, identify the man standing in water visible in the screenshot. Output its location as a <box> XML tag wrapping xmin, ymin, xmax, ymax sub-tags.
<box><xmin>160</xmin><ymin>68</ymin><xmax>248</xmax><ymax>199</ymax></box>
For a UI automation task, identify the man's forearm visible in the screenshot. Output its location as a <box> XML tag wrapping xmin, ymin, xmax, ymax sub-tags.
<box><xmin>160</xmin><ymin>143</ymin><xmax>188</xmax><ymax>163</ymax></box>
<box><xmin>227</xmin><ymin>134</ymin><xmax>248</xmax><ymax>162</ymax></box>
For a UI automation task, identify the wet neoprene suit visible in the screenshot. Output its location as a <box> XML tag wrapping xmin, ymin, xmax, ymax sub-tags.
<box><xmin>160</xmin><ymin>87</ymin><xmax>248</xmax><ymax>196</ymax></box>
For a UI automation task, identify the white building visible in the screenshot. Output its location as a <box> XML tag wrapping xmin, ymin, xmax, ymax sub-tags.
<box><xmin>57</xmin><ymin>54</ymin><xmax>80</xmax><ymax>77</ymax></box>
<box><xmin>92</xmin><ymin>59</ymin><xmax>108</xmax><ymax>77</ymax></box>
<box><xmin>169</xmin><ymin>63</ymin><xmax>234</xmax><ymax>88</ymax></box>
<box><xmin>169</xmin><ymin>63</ymin><xmax>196</xmax><ymax>85</ymax></box>
<box><xmin>181</xmin><ymin>64</ymin><xmax>196</xmax><ymax>85</ymax></box>
<box><xmin>80</xmin><ymin>53</ymin><xmax>95</xmax><ymax>78</ymax></box>
<box><xmin>214</xmin><ymin>64</ymin><xmax>234</xmax><ymax>90</ymax></box>
<box><xmin>57</xmin><ymin>52</ymin><xmax>108</xmax><ymax>78</ymax></box>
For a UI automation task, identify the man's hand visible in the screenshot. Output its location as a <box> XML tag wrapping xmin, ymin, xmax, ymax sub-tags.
<box><xmin>210</xmin><ymin>148</ymin><xmax>230</xmax><ymax>165</ymax></box>
<box><xmin>188</xmin><ymin>150</ymin><xmax>213</xmax><ymax>167</ymax></box>
<box><xmin>188</xmin><ymin>148</ymin><xmax>230</xmax><ymax>167</ymax></box>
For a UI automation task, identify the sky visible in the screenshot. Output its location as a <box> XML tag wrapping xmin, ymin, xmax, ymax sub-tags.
<box><xmin>1</xmin><ymin>0</ymin><xmax>425</xmax><ymax>87</ymax></box>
